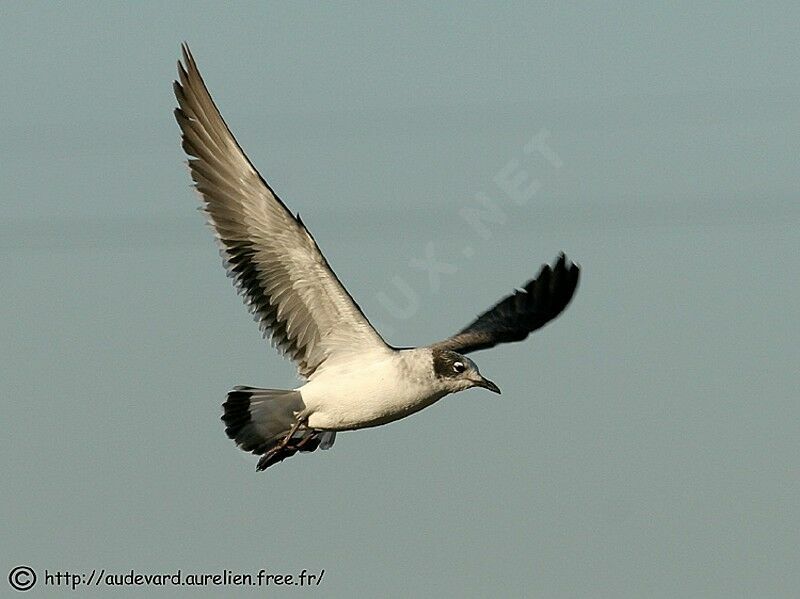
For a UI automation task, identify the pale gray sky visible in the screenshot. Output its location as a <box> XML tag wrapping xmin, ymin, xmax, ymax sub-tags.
<box><xmin>2</xmin><ymin>3</ymin><xmax>799</xmax><ymax>597</ymax></box>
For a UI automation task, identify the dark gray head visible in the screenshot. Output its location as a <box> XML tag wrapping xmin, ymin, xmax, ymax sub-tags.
<box><xmin>431</xmin><ymin>349</ymin><xmax>501</xmax><ymax>395</ymax></box>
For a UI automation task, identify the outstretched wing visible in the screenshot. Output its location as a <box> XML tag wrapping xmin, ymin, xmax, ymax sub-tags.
<box><xmin>432</xmin><ymin>253</ymin><xmax>579</xmax><ymax>354</ymax></box>
<box><xmin>174</xmin><ymin>44</ymin><xmax>388</xmax><ymax>378</ymax></box>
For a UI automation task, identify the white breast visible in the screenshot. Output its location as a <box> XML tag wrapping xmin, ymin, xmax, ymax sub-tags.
<box><xmin>299</xmin><ymin>348</ymin><xmax>445</xmax><ymax>431</ymax></box>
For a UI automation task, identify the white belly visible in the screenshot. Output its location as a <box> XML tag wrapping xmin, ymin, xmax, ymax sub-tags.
<box><xmin>298</xmin><ymin>350</ymin><xmax>445</xmax><ymax>431</ymax></box>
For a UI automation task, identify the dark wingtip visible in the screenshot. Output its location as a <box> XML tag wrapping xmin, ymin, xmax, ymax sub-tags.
<box><xmin>551</xmin><ymin>253</ymin><xmax>580</xmax><ymax>303</ymax></box>
<box><xmin>551</xmin><ymin>252</ymin><xmax>580</xmax><ymax>294</ymax></box>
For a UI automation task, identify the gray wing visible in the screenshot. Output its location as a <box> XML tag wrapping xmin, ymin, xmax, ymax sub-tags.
<box><xmin>173</xmin><ymin>45</ymin><xmax>388</xmax><ymax>378</ymax></box>
<box><xmin>432</xmin><ymin>253</ymin><xmax>579</xmax><ymax>355</ymax></box>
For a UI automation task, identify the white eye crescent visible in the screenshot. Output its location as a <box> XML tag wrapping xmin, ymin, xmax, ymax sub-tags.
<box><xmin>453</xmin><ymin>361</ymin><xmax>465</xmax><ymax>373</ymax></box>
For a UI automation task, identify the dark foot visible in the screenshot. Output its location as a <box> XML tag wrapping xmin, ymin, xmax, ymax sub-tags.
<box><xmin>256</xmin><ymin>419</ymin><xmax>307</xmax><ymax>471</ymax></box>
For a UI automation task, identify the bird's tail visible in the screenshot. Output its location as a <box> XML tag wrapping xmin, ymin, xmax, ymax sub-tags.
<box><xmin>222</xmin><ymin>386</ymin><xmax>336</xmax><ymax>471</ymax></box>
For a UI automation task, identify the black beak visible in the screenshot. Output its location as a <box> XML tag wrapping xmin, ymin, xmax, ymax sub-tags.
<box><xmin>474</xmin><ymin>376</ymin><xmax>501</xmax><ymax>395</ymax></box>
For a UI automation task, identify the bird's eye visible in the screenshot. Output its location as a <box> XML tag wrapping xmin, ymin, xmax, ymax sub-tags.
<box><xmin>453</xmin><ymin>361</ymin><xmax>465</xmax><ymax>373</ymax></box>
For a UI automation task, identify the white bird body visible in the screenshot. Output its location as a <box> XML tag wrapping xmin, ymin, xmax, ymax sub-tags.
<box><xmin>300</xmin><ymin>348</ymin><xmax>447</xmax><ymax>431</ymax></box>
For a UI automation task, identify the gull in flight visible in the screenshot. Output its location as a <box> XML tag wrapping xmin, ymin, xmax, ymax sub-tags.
<box><xmin>173</xmin><ymin>45</ymin><xmax>580</xmax><ymax>471</ymax></box>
